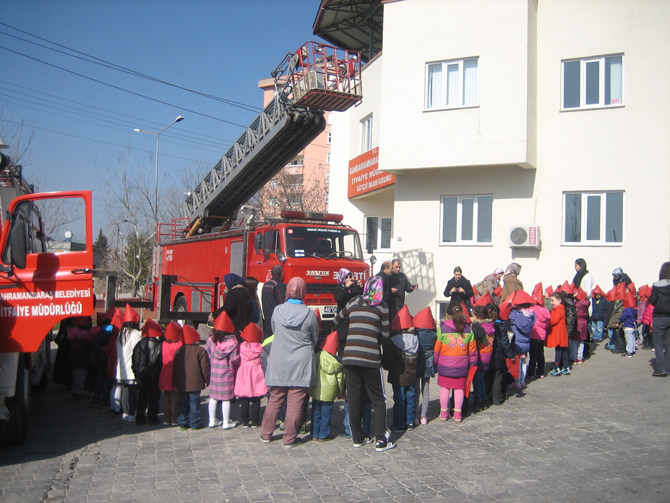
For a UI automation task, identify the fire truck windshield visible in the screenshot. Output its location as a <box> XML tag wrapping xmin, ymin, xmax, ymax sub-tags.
<box><xmin>285</xmin><ymin>226</ymin><xmax>363</xmax><ymax>260</ymax></box>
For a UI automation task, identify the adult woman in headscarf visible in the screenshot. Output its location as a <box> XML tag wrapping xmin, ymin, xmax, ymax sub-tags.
<box><xmin>443</xmin><ymin>266</ymin><xmax>474</xmax><ymax>313</ymax></box>
<box><xmin>333</xmin><ymin>268</ymin><xmax>363</xmax><ymax>355</ymax></box>
<box><xmin>474</xmin><ymin>267</ymin><xmax>504</xmax><ymax>297</ymax></box>
<box><xmin>211</xmin><ymin>273</ymin><xmax>258</xmax><ymax>341</ymax></box>
<box><xmin>260</xmin><ymin>277</ymin><xmax>320</xmax><ymax>447</ymax></box>
<box><xmin>500</xmin><ymin>263</ymin><xmax>524</xmax><ymax>301</ymax></box>
<box><xmin>572</xmin><ymin>258</ymin><xmax>595</xmax><ymax>299</ymax></box>
<box><xmin>334</xmin><ymin>275</ymin><xmax>395</xmax><ymax>452</ymax></box>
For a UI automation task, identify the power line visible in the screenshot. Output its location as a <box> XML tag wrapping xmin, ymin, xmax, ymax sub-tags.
<box><xmin>0</xmin><ymin>23</ymin><xmax>262</xmax><ymax>114</ymax></box>
<box><xmin>2</xmin><ymin>118</ymin><xmax>216</xmax><ymax>165</ymax></box>
<box><xmin>0</xmin><ymin>45</ymin><xmax>251</xmax><ymax>128</ymax></box>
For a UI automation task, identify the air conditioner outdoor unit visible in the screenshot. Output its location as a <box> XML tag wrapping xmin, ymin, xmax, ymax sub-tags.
<box><xmin>509</xmin><ymin>226</ymin><xmax>541</xmax><ymax>248</ymax></box>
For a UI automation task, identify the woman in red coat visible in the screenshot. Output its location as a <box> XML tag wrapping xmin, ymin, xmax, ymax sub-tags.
<box><xmin>547</xmin><ymin>293</ymin><xmax>570</xmax><ymax>376</ymax></box>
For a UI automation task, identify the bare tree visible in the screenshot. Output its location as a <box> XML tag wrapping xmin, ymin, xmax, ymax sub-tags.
<box><xmin>98</xmin><ymin>150</ymin><xmax>155</xmax><ymax>296</ymax></box>
<box><xmin>255</xmin><ymin>160</ymin><xmax>328</xmax><ymax>219</ymax></box>
<box><xmin>0</xmin><ymin>112</ymin><xmax>35</xmax><ymax>168</ymax></box>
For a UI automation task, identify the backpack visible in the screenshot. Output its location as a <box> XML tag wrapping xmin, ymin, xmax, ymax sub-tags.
<box><xmin>564</xmin><ymin>302</ymin><xmax>579</xmax><ymax>340</ymax></box>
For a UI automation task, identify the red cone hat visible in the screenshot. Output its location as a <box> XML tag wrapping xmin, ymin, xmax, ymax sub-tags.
<box><xmin>512</xmin><ymin>290</ymin><xmax>536</xmax><ymax>307</ymax></box>
<box><xmin>499</xmin><ymin>301</ymin><xmax>512</xmax><ymax>321</ymax></box>
<box><xmin>493</xmin><ymin>286</ymin><xmax>502</xmax><ymax>297</ymax></box>
<box><xmin>392</xmin><ymin>305</ymin><xmax>414</xmax><ymax>331</ymax></box>
<box><xmin>474</xmin><ymin>292</ymin><xmax>493</xmax><ymax>307</ymax></box>
<box><xmin>574</xmin><ymin>288</ymin><xmax>587</xmax><ymax>302</ymax></box>
<box><xmin>123</xmin><ymin>304</ymin><xmax>140</xmax><ymax>325</ymax></box>
<box><xmin>545</xmin><ymin>285</ymin><xmax>554</xmax><ymax>297</ymax></box>
<box><xmin>183</xmin><ymin>325</ymin><xmax>201</xmax><ymax>344</ymax></box>
<box><xmin>623</xmin><ymin>290</ymin><xmax>636</xmax><ymax>308</ymax></box>
<box><xmin>592</xmin><ymin>285</ymin><xmax>607</xmax><ymax>297</ymax></box>
<box><xmin>241</xmin><ymin>322</ymin><xmax>263</xmax><ymax>343</ymax></box>
<box><xmin>321</xmin><ymin>331</ymin><xmax>338</xmax><ymax>356</ymax></box>
<box><xmin>532</xmin><ymin>283</ymin><xmax>544</xmax><ymax>306</ymax></box>
<box><xmin>413</xmin><ymin>307</ymin><xmax>435</xmax><ymax>329</ymax></box>
<box><xmin>110</xmin><ymin>307</ymin><xmax>124</xmax><ymax>331</ymax></box>
<box><xmin>214</xmin><ymin>311</ymin><xmax>236</xmax><ymax>333</ymax></box>
<box><xmin>164</xmin><ymin>322</ymin><xmax>183</xmax><ymax>342</ymax></box>
<box><xmin>614</xmin><ymin>282</ymin><xmax>626</xmax><ymax>301</ymax></box>
<box><xmin>142</xmin><ymin>319</ymin><xmax>163</xmax><ymax>338</ymax></box>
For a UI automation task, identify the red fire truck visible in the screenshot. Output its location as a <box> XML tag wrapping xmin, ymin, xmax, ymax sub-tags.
<box><xmin>0</xmin><ymin>151</ymin><xmax>94</xmax><ymax>445</ymax></box>
<box><xmin>149</xmin><ymin>42</ymin><xmax>368</xmax><ymax>328</ymax></box>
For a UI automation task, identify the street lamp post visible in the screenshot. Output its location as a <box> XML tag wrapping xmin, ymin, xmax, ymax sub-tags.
<box><xmin>134</xmin><ymin>115</ymin><xmax>184</xmax><ymax>227</ymax></box>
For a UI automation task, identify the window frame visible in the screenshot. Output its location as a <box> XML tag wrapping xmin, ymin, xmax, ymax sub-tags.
<box><xmin>439</xmin><ymin>194</ymin><xmax>493</xmax><ymax>246</ymax></box>
<box><xmin>365</xmin><ymin>215</ymin><xmax>392</xmax><ymax>253</ymax></box>
<box><xmin>561</xmin><ymin>54</ymin><xmax>624</xmax><ymax>111</ymax></box>
<box><xmin>562</xmin><ymin>191</ymin><xmax>624</xmax><ymax>246</ymax></box>
<box><xmin>361</xmin><ymin>114</ymin><xmax>373</xmax><ymax>153</ymax></box>
<box><xmin>425</xmin><ymin>57</ymin><xmax>479</xmax><ymax>111</ymax></box>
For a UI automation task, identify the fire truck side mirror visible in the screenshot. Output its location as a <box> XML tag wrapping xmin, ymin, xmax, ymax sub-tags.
<box><xmin>10</xmin><ymin>218</ymin><xmax>28</xmax><ymax>269</ymax></box>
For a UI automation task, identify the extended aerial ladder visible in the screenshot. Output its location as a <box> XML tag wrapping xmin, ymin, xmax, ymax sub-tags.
<box><xmin>181</xmin><ymin>42</ymin><xmax>362</xmax><ymax>236</ymax></box>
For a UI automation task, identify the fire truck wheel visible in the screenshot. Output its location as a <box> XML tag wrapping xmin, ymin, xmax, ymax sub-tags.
<box><xmin>0</xmin><ymin>354</ymin><xmax>28</xmax><ymax>446</ymax></box>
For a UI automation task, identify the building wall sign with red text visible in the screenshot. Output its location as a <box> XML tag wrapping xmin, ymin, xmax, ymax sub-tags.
<box><xmin>348</xmin><ymin>147</ymin><xmax>395</xmax><ymax>199</ymax></box>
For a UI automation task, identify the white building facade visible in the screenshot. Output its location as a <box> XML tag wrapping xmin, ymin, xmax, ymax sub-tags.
<box><xmin>326</xmin><ymin>0</ymin><xmax>670</xmax><ymax>317</ymax></box>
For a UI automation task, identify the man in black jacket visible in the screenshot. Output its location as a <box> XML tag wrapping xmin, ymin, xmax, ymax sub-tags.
<box><xmin>390</xmin><ymin>259</ymin><xmax>417</xmax><ymax>314</ymax></box>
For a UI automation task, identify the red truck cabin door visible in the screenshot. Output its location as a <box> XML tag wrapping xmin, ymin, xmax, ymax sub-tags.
<box><xmin>0</xmin><ymin>192</ymin><xmax>94</xmax><ymax>352</ymax></box>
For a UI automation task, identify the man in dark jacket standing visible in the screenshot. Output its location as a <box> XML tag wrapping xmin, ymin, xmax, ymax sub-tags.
<box><xmin>132</xmin><ymin>319</ymin><xmax>163</xmax><ymax>425</ymax></box>
<box><xmin>376</xmin><ymin>261</ymin><xmax>396</xmax><ymax>322</ymax></box>
<box><xmin>390</xmin><ymin>259</ymin><xmax>417</xmax><ymax>315</ymax></box>
<box><xmin>261</xmin><ymin>265</ymin><xmax>285</xmax><ymax>339</ymax></box>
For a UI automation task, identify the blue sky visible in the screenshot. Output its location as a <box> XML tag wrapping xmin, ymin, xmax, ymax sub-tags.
<box><xmin>1</xmin><ymin>0</ymin><xmax>326</xmax><ymax>237</ymax></box>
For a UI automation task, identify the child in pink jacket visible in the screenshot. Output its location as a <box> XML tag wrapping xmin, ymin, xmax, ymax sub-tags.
<box><xmin>159</xmin><ymin>322</ymin><xmax>183</xmax><ymax>426</ymax></box>
<box><xmin>233</xmin><ymin>323</ymin><xmax>267</xmax><ymax>428</ymax></box>
<box><xmin>528</xmin><ymin>284</ymin><xmax>550</xmax><ymax>379</ymax></box>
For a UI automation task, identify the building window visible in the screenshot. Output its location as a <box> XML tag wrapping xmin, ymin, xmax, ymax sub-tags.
<box><xmin>326</xmin><ymin>152</ymin><xmax>331</xmax><ymax>165</ymax></box>
<box><xmin>562</xmin><ymin>54</ymin><xmax>623</xmax><ymax>109</ymax></box>
<box><xmin>327</xmin><ymin>132</ymin><xmax>332</xmax><ymax>144</ymax></box>
<box><xmin>268</xmin><ymin>197</ymin><xmax>277</xmax><ymax>207</ymax></box>
<box><xmin>361</xmin><ymin>114</ymin><xmax>373</xmax><ymax>152</ymax></box>
<box><xmin>365</xmin><ymin>216</ymin><xmax>392</xmax><ymax>252</ymax></box>
<box><xmin>563</xmin><ymin>191</ymin><xmax>623</xmax><ymax>244</ymax></box>
<box><xmin>426</xmin><ymin>57</ymin><xmax>478</xmax><ymax>110</ymax></box>
<box><xmin>440</xmin><ymin>195</ymin><xmax>492</xmax><ymax>244</ymax></box>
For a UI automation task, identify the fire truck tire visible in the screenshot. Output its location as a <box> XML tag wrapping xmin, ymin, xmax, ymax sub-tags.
<box><xmin>0</xmin><ymin>354</ymin><xmax>28</xmax><ymax>446</ymax></box>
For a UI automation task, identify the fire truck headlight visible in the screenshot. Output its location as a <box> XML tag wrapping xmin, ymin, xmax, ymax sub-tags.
<box><xmin>277</xmin><ymin>252</ymin><xmax>287</xmax><ymax>264</ymax></box>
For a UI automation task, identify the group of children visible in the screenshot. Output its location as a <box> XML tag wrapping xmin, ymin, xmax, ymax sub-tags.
<box><xmin>54</xmin><ymin>272</ymin><xmax>653</xmax><ymax>441</ymax></box>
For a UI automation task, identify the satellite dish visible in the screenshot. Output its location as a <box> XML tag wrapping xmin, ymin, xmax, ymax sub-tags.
<box><xmin>64</xmin><ymin>231</ymin><xmax>73</xmax><ymax>240</ymax></box>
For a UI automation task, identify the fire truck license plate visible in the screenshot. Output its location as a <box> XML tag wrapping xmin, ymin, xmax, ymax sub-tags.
<box><xmin>323</xmin><ymin>305</ymin><xmax>338</xmax><ymax>314</ymax></box>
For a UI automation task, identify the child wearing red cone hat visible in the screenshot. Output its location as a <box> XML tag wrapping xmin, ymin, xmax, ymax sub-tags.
<box><xmin>159</xmin><ymin>322</ymin><xmax>183</xmax><ymax>426</ymax></box>
<box><xmin>116</xmin><ymin>304</ymin><xmax>143</xmax><ymax>422</ymax></box>
<box><xmin>206</xmin><ymin>311</ymin><xmax>241</xmax><ymax>429</ymax></box>
<box><xmin>387</xmin><ymin>306</ymin><xmax>419</xmax><ymax>431</ymax></box>
<box><xmin>414</xmin><ymin>307</ymin><xmax>436</xmax><ymax>425</ymax></box>
<box><xmin>434</xmin><ymin>305</ymin><xmax>477</xmax><ymax>422</ymax></box>
<box><xmin>132</xmin><ymin>320</ymin><xmax>163</xmax><ymax>425</ymax></box>
<box><xmin>527</xmin><ymin>283</ymin><xmax>550</xmax><ymax>380</ymax></box>
<box><xmin>309</xmin><ymin>331</ymin><xmax>345</xmax><ymax>441</ymax></box>
<box><xmin>547</xmin><ymin>293</ymin><xmax>570</xmax><ymax>376</ymax></box>
<box><xmin>507</xmin><ymin>291</ymin><xmax>537</xmax><ymax>390</ymax></box>
<box><xmin>589</xmin><ymin>286</ymin><xmax>608</xmax><ymax>343</ymax></box>
<box><xmin>470</xmin><ymin>304</ymin><xmax>496</xmax><ymax>411</ymax></box>
<box><xmin>234</xmin><ymin>323</ymin><xmax>267</xmax><ymax>428</ymax></box>
<box><xmin>618</xmin><ymin>290</ymin><xmax>638</xmax><ymax>358</ymax></box>
<box><xmin>173</xmin><ymin>325</ymin><xmax>210</xmax><ymax>430</ymax></box>
<box><xmin>571</xmin><ymin>288</ymin><xmax>590</xmax><ymax>365</ymax></box>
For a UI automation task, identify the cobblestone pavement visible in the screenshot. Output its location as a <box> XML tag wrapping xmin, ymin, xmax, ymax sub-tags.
<box><xmin>1</xmin><ymin>343</ymin><xmax>669</xmax><ymax>503</ymax></box>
